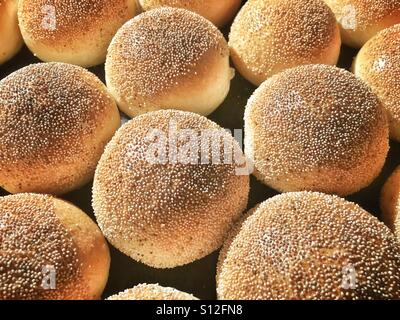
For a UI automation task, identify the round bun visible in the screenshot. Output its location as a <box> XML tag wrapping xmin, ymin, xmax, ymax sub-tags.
<box><xmin>244</xmin><ymin>64</ymin><xmax>388</xmax><ymax>196</ymax></box>
<box><xmin>107</xmin><ymin>284</ymin><xmax>198</xmax><ymax>300</ymax></box>
<box><xmin>18</xmin><ymin>0</ymin><xmax>138</xmax><ymax>67</ymax></box>
<box><xmin>229</xmin><ymin>0</ymin><xmax>341</xmax><ymax>86</ymax></box>
<box><xmin>0</xmin><ymin>193</ymin><xmax>110</xmax><ymax>300</ymax></box>
<box><xmin>93</xmin><ymin>110</ymin><xmax>249</xmax><ymax>268</ymax></box>
<box><xmin>324</xmin><ymin>0</ymin><xmax>400</xmax><ymax>48</ymax></box>
<box><xmin>0</xmin><ymin>0</ymin><xmax>23</xmax><ymax>65</ymax></box>
<box><xmin>353</xmin><ymin>24</ymin><xmax>400</xmax><ymax>141</ymax></box>
<box><xmin>105</xmin><ymin>7</ymin><xmax>233</xmax><ymax>117</ymax></box>
<box><xmin>138</xmin><ymin>0</ymin><xmax>242</xmax><ymax>27</ymax></box>
<box><xmin>217</xmin><ymin>192</ymin><xmax>400</xmax><ymax>300</ymax></box>
<box><xmin>0</xmin><ymin>62</ymin><xmax>120</xmax><ymax>195</ymax></box>
<box><xmin>381</xmin><ymin>166</ymin><xmax>400</xmax><ymax>241</ymax></box>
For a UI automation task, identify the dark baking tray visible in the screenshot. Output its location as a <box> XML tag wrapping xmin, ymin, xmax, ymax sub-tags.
<box><xmin>1</xmin><ymin>18</ymin><xmax>399</xmax><ymax>300</ymax></box>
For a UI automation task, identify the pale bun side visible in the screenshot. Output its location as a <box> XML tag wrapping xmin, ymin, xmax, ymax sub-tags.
<box><xmin>0</xmin><ymin>0</ymin><xmax>23</xmax><ymax>65</ymax></box>
<box><xmin>381</xmin><ymin>166</ymin><xmax>400</xmax><ymax>240</ymax></box>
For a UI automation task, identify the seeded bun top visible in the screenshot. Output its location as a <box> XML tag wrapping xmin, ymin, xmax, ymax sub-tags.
<box><xmin>18</xmin><ymin>0</ymin><xmax>134</xmax><ymax>46</ymax></box>
<box><xmin>107</xmin><ymin>284</ymin><xmax>198</xmax><ymax>300</ymax></box>
<box><xmin>94</xmin><ymin>109</ymin><xmax>244</xmax><ymax>218</ymax></box>
<box><xmin>0</xmin><ymin>63</ymin><xmax>112</xmax><ymax>160</ymax></box>
<box><xmin>138</xmin><ymin>0</ymin><xmax>242</xmax><ymax>27</ymax></box>
<box><xmin>217</xmin><ymin>192</ymin><xmax>400</xmax><ymax>300</ymax></box>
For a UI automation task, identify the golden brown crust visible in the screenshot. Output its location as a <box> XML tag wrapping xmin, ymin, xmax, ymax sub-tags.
<box><xmin>0</xmin><ymin>194</ymin><xmax>109</xmax><ymax>300</ymax></box>
<box><xmin>381</xmin><ymin>166</ymin><xmax>400</xmax><ymax>239</ymax></box>
<box><xmin>18</xmin><ymin>0</ymin><xmax>137</xmax><ymax>66</ymax></box>
<box><xmin>217</xmin><ymin>192</ymin><xmax>400</xmax><ymax>300</ymax></box>
<box><xmin>93</xmin><ymin>110</ymin><xmax>249</xmax><ymax>268</ymax></box>
<box><xmin>105</xmin><ymin>7</ymin><xmax>231</xmax><ymax>117</ymax></box>
<box><xmin>324</xmin><ymin>0</ymin><xmax>400</xmax><ymax>48</ymax></box>
<box><xmin>0</xmin><ymin>62</ymin><xmax>120</xmax><ymax>195</ymax></box>
<box><xmin>229</xmin><ymin>0</ymin><xmax>341</xmax><ymax>85</ymax></box>
<box><xmin>107</xmin><ymin>284</ymin><xmax>198</xmax><ymax>300</ymax></box>
<box><xmin>138</xmin><ymin>0</ymin><xmax>242</xmax><ymax>27</ymax></box>
<box><xmin>353</xmin><ymin>24</ymin><xmax>400</xmax><ymax>140</ymax></box>
<box><xmin>244</xmin><ymin>64</ymin><xmax>388</xmax><ymax>196</ymax></box>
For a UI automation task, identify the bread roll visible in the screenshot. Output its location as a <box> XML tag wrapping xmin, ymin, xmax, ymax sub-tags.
<box><xmin>244</xmin><ymin>64</ymin><xmax>388</xmax><ymax>196</ymax></box>
<box><xmin>0</xmin><ymin>194</ymin><xmax>110</xmax><ymax>300</ymax></box>
<box><xmin>0</xmin><ymin>62</ymin><xmax>120</xmax><ymax>195</ymax></box>
<box><xmin>105</xmin><ymin>7</ymin><xmax>233</xmax><ymax>117</ymax></box>
<box><xmin>229</xmin><ymin>0</ymin><xmax>341</xmax><ymax>85</ymax></box>
<box><xmin>93</xmin><ymin>110</ymin><xmax>250</xmax><ymax>268</ymax></box>
<box><xmin>18</xmin><ymin>0</ymin><xmax>138</xmax><ymax>67</ymax></box>
<box><xmin>217</xmin><ymin>192</ymin><xmax>400</xmax><ymax>300</ymax></box>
